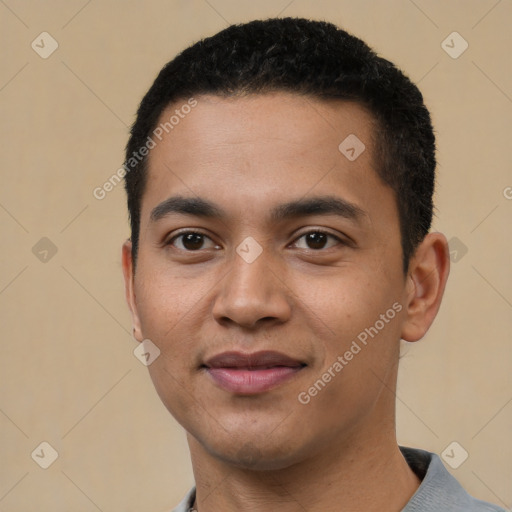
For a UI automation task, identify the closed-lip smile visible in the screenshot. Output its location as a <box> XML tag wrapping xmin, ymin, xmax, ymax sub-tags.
<box><xmin>203</xmin><ymin>350</ymin><xmax>306</xmax><ymax>394</ymax></box>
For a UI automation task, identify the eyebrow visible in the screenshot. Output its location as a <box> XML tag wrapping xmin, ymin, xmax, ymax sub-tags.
<box><xmin>150</xmin><ymin>194</ymin><xmax>367</xmax><ymax>225</ymax></box>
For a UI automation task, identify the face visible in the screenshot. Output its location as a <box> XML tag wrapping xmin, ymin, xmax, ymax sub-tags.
<box><xmin>123</xmin><ymin>92</ymin><xmax>416</xmax><ymax>470</ymax></box>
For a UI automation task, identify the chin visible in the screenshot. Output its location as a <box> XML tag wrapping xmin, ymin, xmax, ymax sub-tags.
<box><xmin>196</xmin><ymin>427</ymin><xmax>311</xmax><ymax>471</ymax></box>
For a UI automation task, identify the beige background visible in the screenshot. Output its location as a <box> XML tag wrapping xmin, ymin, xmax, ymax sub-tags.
<box><xmin>1</xmin><ymin>0</ymin><xmax>511</xmax><ymax>510</ymax></box>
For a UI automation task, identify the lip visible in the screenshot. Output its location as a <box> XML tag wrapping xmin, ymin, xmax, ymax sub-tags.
<box><xmin>203</xmin><ymin>350</ymin><xmax>306</xmax><ymax>394</ymax></box>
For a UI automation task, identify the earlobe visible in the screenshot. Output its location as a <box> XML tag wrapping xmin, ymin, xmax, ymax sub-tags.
<box><xmin>400</xmin><ymin>232</ymin><xmax>450</xmax><ymax>342</ymax></box>
<box><xmin>122</xmin><ymin>240</ymin><xmax>143</xmax><ymax>342</ymax></box>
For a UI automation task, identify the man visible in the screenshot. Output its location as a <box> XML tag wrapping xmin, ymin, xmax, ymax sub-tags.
<box><xmin>121</xmin><ymin>17</ymin><xmax>505</xmax><ymax>512</ymax></box>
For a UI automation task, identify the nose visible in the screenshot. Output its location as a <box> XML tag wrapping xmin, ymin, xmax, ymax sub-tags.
<box><xmin>211</xmin><ymin>247</ymin><xmax>292</xmax><ymax>330</ymax></box>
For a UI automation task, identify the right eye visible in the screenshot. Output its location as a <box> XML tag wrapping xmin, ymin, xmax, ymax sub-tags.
<box><xmin>166</xmin><ymin>230</ymin><xmax>221</xmax><ymax>251</ymax></box>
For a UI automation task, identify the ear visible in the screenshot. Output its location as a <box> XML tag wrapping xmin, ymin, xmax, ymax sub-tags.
<box><xmin>122</xmin><ymin>239</ymin><xmax>143</xmax><ymax>342</ymax></box>
<box><xmin>401</xmin><ymin>232</ymin><xmax>450</xmax><ymax>342</ymax></box>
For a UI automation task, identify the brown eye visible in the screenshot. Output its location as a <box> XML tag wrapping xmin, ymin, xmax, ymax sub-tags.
<box><xmin>293</xmin><ymin>230</ymin><xmax>343</xmax><ymax>250</ymax></box>
<box><xmin>168</xmin><ymin>231</ymin><xmax>219</xmax><ymax>251</ymax></box>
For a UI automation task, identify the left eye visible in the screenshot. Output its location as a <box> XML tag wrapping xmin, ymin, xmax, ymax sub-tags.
<box><xmin>292</xmin><ymin>231</ymin><xmax>342</xmax><ymax>250</ymax></box>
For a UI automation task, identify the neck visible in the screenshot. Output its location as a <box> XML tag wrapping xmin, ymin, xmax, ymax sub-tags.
<box><xmin>187</xmin><ymin>362</ymin><xmax>420</xmax><ymax>512</ymax></box>
<box><xmin>187</xmin><ymin>430</ymin><xmax>420</xmax><ymax>512</ymax></box>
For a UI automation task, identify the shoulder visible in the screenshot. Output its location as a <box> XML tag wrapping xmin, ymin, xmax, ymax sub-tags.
<box><xmin>400</xmin><ymin>446</ymin><xmax>507</xmax><ymax>512</ymax></box>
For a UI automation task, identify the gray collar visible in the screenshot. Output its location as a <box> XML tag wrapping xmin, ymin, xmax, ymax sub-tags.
<box><xmin>171</xmin><ymin>447</ymin><xmax>505</xmax><ymax>512</ymax></box>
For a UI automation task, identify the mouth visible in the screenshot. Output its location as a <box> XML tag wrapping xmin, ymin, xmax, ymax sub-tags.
<box><xmin>202</xmin><ymin>350</ymin><xmax>307</xmax><ymax>395</ymax></box>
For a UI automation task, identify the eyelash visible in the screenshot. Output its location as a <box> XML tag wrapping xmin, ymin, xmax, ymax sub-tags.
<box><xmin>165</xmin><ymin>229</ymin><xmax>347</xmax><ymax>251</ymax></box>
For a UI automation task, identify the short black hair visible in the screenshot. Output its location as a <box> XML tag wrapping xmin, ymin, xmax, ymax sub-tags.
<box><xmin>124</xmin><ymin>17</ymin><xmax>436</xmax><ymax>273</ymax></box>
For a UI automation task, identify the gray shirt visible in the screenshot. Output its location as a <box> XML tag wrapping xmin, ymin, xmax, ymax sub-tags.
<box><xmin>171</xmin><ymin>447</ymin><xmax>506</xmax><ymax>511</ymax></box>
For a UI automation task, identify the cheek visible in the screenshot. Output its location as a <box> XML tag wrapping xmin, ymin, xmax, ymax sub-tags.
<box><xmin>294</xmin><ymin>271</ymin><xmax>386</xmax><ymax>340</ymax></box>
<box><xmin>296</xmin><ymin>269</ymin><xmax>402</xmax><ymax>374</ymax></box>
<box><xmin>134</xmin><ymin>270</ymin><xmax>207</xmax><ymax>422</ymax></box>
<box><xmin>134</xmin><ymin>262</ymin><xmax>208</xmax><ymax>343</ymax></box>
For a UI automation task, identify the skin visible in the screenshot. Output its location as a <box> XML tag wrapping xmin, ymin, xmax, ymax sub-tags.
<box><xmin>122</xmin><ymin>92</ymin><xmax>450</xmax><ymax>512</ymax></box>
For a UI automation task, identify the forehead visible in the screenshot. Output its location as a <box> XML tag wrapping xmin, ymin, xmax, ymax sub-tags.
<box><xmin>150</xmin><ymin>93</ymin><xmax>378</xmax><ymax>165</ymax></box>
<box><xmin>140</xmin><ymin>92</ymin><xmax>392</xmax><ymax>229</ymax></box>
